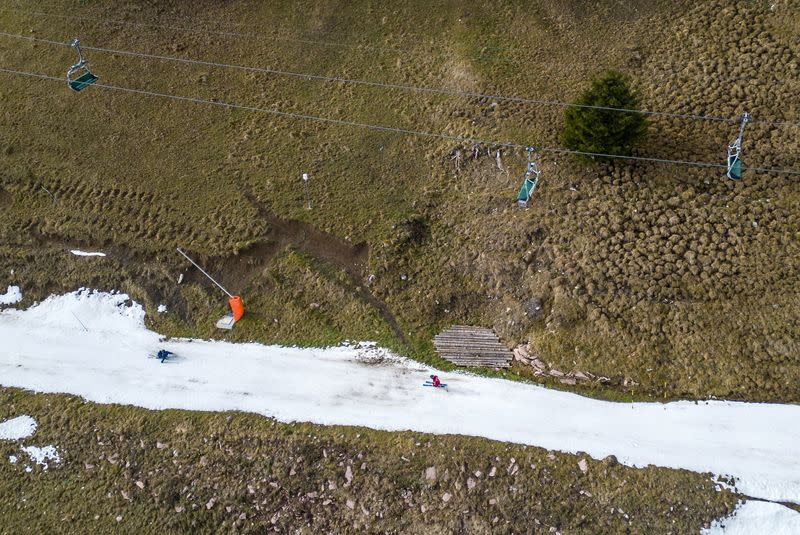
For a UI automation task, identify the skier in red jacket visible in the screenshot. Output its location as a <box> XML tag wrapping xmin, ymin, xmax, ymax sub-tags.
<box><xmin>429</xmin><ymin>374</ymin><xmax>441</xmax><ymax>387</ymax></box>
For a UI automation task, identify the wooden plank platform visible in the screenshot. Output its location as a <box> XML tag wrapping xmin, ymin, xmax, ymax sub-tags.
<box><xmin>433</xmin><ymin>325</ymin><xmax>512</xmax><ymax>368</ymax></box>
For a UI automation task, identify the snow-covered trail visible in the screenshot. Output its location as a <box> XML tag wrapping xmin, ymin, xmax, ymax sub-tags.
<box><xmin>1</xmin><ymin>291</ymin><xmax>799</xmax><ymax>509</ymax></box>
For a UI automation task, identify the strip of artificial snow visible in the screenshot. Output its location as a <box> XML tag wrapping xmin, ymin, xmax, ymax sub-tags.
<box><xmin>702</xmin><ymin>501</ymin><xmax>800</xmax><ymax>535</ymax></box>
<box><xmin>70</xmin><ymin>250</ymin><xmax>106</xmax><ymax>257</ymax></box>
<box><xmin>1</xmin><ymin>291</ymin><xmax>799</xmax><ymax>505</ymax></box>
<box><xmin>0</xmin><ymin>415</ymin><xmax>37</xmax><ymax>440</ymax></box>
<box><xmin>21</xmin><ymin>445</ymin><xmax>60</xmax><ymax>470</ymax></box>
<box><xmin>0</xmin><ymin>285</ymin><xmax>22</xmax><ymax>305</ymax></box>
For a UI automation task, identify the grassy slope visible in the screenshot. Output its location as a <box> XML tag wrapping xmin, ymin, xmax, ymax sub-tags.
<box><xmin>0</xmin><ymin>1</ymin><xmax>792</xmax><ymax>531</ymax></box>
<box><xmin>2</xmin><ymin>0</ymin><xmax>798</xmax><ymax>402</ymax></box>
<box><xmin>0</xmin><ymin>387</ymin><xmax>735</xmax><ymax>534</ymax></box>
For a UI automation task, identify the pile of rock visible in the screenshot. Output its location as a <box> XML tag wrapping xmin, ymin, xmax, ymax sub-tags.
<box><xmin>512</xmin><ymin>345</ymin><xmax>611</xmax><ymax>386</ymax></box>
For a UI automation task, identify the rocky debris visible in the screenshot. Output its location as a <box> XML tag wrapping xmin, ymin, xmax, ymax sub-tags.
<box><xmin>424</xmin><ymin>466</ymin><xmax>437</xmax><ymax>481</ymax></box>
<box><xmin>345</xmin><ymin>465</ymin><xmax>353</xmax><ymax>485</ymax></box>
<box><xmin>467</xmin><ymin>477</ymin><xmax>477</xmax><ymax>490</ymax></box>
<box><xmin>578</xmin><ymin>459</ymin><xmax>589</xmax><ymax>474</ymax></box>
<box><xmin>346</xmin><ymin>499</ymin><xmax>355</xmax><ymax>510</ymax></box>
<box><xmin>442</xmin><ymin>492</ymin><xmax>452</xmax><ymax>502</ymax></box>
<box><xmin>513</xmin><ymin>344</ymin><xmax>637</xmax><ymax>388</ymax></box>
<box><xmin>512</xmin><ymin>346</ymin><xmax>530</xmax><ymax>364</ymax></box>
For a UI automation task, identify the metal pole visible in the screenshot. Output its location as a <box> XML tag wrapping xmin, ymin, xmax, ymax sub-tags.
<box><xmin>303</xmin><ymin>173</ymin><xmax>311</xmax><ymax>209</ymax></box>
<box><xmin>176</xmin><ymin>247</ymin><xmax>233</xmax><ymax>298</ymax></box>
<box><xmin>71</xmin><ymin>312</ymin><xmax>88</xmax><ymax>331</ymax></box>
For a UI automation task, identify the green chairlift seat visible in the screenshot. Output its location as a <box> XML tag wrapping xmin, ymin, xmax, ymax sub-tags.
<box><xmin>726</xmin><ymin>112</ymin><xmax>749</xmax><ymax>181</ymax></box>
<box><xmin>517</xmin><ymin>146</ymin><xmax>541</xmax><ymax>207</ymax></box>
<box><xmin>727</xmin><ymin>153</ymin><xmax>743</xmax><ymax>181</ymax></box>
<box><xmin>68</xmin><ymin>70</ymin><xmax>98</xmax><ymax>92</ymax></box>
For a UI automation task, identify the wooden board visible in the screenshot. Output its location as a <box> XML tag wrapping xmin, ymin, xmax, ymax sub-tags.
<box><xmin>433</xmin><ymin>325</ymin><xmax>512</xmax><ymax>368</ymax></box>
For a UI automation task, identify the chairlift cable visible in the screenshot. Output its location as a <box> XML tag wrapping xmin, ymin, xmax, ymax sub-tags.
<box><xmin>2</xmin><ymin>65</ymin><xmax>799</xmax><ymax>177</ymax></box>
<box><xmin>7</xmin><ymin>3</ymin><xmax>799</xmax><ymax>83</ymax></box>
<box><xmin>2</xmin><ymin>31</ymin><xmax>799</xmax><ymax>129</ymax></box>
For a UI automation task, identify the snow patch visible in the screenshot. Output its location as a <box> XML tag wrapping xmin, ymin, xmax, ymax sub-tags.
<box><xmin>702</xmin><ymin>501</ymin><xmax>800</xmax><ymax>535</ymax></box>
<box><xmin>157</xmin><ymin>304</ymin><xmax>167</xmax><ymax>313</ymax></box>
<box><xmin>0</xmin><ymin>415</ymin><xmax>37</xmax><ymax>440</ymax></box>
<box><xmin>70</xmin><ymin>250</ymin><xmax>106</xmax><ymax>257</ymax></box>
<box><xmin>8</xmin><ymin>455</ymin><xmax>17</xmax><ymax>464</ymax></box>
<box><xmin>22</xmin><ymin>445</ymin><xmax>60</xmax><ymax>470</ymax></box>
<box><xmin>0</xmin><ymin>285</ymin><xmax>22</xmax><ymax>305</ymax></box>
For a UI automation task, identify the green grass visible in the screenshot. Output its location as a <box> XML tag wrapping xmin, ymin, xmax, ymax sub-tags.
<box><xmin>0</xmin><ymin>386</ymin><xmax>736</xmax><ymax>534</ymax></box>
<box><xmin>0</xmin><ymin>0</ymin><xmax>798</xmax><ymax>404</ymax></box>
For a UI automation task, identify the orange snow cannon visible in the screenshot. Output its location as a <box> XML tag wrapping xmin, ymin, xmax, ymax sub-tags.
<box><xmin>229</xmin><ymin>295</ymin><xmax>245</xmax><ymax>322</ymax></box>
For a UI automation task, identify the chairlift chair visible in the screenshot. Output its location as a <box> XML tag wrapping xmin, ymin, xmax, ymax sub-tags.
<box><xmin>726</xmin><ymin>112</ymin><xmax>750</xmax><ymax>180</ymax></box>
<box><xmin>517</xmin><ymin>146</ymin><xmax>541</xmax><ymax>207</ymax></box>
<box><xmin>67</xmin><ymin>38</ymin><xmax>98</xmax><ymax>92</ymax></box>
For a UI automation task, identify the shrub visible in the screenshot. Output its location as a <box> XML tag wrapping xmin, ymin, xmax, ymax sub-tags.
<box><xmin>560</xmin><ymin>70</ymin><xmax>647</xmax><ymax>161</ymax></box>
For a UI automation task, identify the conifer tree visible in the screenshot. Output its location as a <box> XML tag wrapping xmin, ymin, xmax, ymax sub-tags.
<box><xmin>561</xmin><ymin>70</ymin><xmax>647</xmax><ymax>161</ymax></box>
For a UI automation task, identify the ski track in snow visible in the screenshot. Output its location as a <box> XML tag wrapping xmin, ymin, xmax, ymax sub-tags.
<box><xmin>1</xmin><ymin>290</ymin><xmax>800</xmax><ymax>532</ymax></box>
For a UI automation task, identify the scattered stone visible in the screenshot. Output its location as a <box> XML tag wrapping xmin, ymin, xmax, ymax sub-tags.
<box><xmin>574</xmin><ymin>371</ymin><xmax>589</xmax><ymax>381</ymax></box>
<box><xmin>531</xmin><ymin>358</ymin><xmax>546</xmax><ymax>370</ymax></box>
<box><xmin>345</xmin><ymin>465</ymin><xmax>353</xmax><ymax>485</ymax></box>
<box><xmin>467</xmin><ymin>477</ymin><xmax>476</xmax><ymax>490</ymax></box>
<box><xmin>550</xmin><ymin>369</ymin><xmax>565</xmax><ymax>377</ymax></box>
<box><xmin>156</xmin><ymin>442</ymin><xmax>167</xmax><ymax>449</ymax></box>
<box><xmin>425</xmin><ymin>466</ymin><xmax>437</xmax><ymax>481</ymax></box>
<box><xmin>135</xmin><ymin>481</ymin><xmax>145</xmax><ymax>490</ymax></box>
<box><xmin>560</xmin><ymin>377</ymin><xmax>577</xmax><ymax>386</ymax></box>
<box><xmin>116</xmin><ymin>516</ymin><xmax>123</xmax><ymax>523</ymax></box>
<box><xmin>489</xmin><ymin>498</ymin><xmax>497</xmax><ymax>505</ymax></box>
<box><xmin>488</xmin><ymin>466</ymin><xmax>497</xmax><ymax>477</ymax></box>
<box><xmin>442</xmin><ymin>492</ymin><xmax>452</xmax><ymax>502</ymax></box>
<box><xmin>578</xmin><ymin>458</ymin><xmax>589</xmax><ymax>473</ymax></box>
<box><xmin>306</xmin><ymin>492</ymin><xmax>318</xmax><ymax>499</ymax></box>
<box><xmin>206</xmin><ymin>498</ymin><xmax>216</xmax><ymax>510</ymax></box>
<box><xmin>346</xmin><ymin>499</ymin><xmax>355</xmax><ymax>510</ymax></box>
